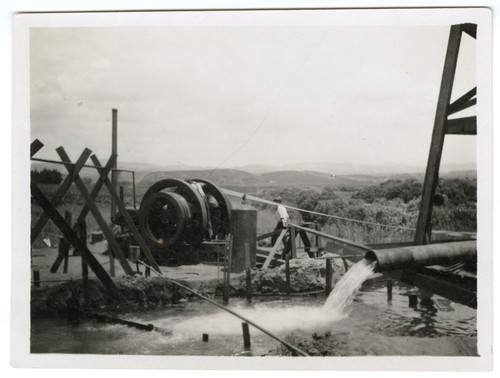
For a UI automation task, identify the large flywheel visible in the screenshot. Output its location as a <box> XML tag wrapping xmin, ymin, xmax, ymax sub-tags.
<box><xmin>138</xmin><ymin>178</ymin><xmax>232</xmax><ymax>263</ymax></box>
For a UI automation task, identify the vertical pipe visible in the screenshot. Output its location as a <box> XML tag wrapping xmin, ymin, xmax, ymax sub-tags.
<box><xmin>242</xmin><ymin>322</ymin><xmax>251</xmax><ymax>349</ymax></box>
<box><xmin>325</xmin><ymin>258</ymin><xmax>333</xmax><ymax>296</ymax></box>
<box><xmin>111</xmin><ymin>108</ymin><xmax>118</xmax><ymax>221</ymax></box>
<box><xmin>387</xmin><ymin>279</ymin><xmax>393</xmax><ymax>301</ymax></box>
<box><xmin>33</xmin><ymin>270</ymin><xmax>40</xmax><ymax>287</ymax></box>
<box><xmin>132</xmin><ymin>171</ymin><xmax>136</xmax><ymax>209</ymax></box>
<box><xmin>245</xmin><ymin>242</ymin><xmax>252</xmax><ymax>303</ymax></box>
<box><xmin>110</xmin><ymin>110</ymin><xmax>118</xmax><ymax>276</ymax></box>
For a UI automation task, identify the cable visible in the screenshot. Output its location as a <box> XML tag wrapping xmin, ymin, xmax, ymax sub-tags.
<box><xmin>222</xmin><ymin>188</ymin><xmax>417</xmax><ymax>232</ymax></box>
<box><xmin>136</xmin><ymin>260</ymin><xmax>309</xmax><ymax>356</ymax></box>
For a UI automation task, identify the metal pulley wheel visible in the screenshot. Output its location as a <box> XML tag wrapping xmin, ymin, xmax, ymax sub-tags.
<box><xmin>187</xmin><ymin>179</ymin><xmax>232</xmax><ymax>239</ymax></box>
<box><xmin>140</xmin><ymin>178</ymin><xmax>208</xmax><ymax>247</ymax></box>
<box><xmin>138</xmin><ymin>192</ymin><xmax>192</xmax><ymax>247</ymax></box>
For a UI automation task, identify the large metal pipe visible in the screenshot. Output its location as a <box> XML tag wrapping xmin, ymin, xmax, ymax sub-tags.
<box><xmin>365</xmin><ymin>240</ymin><xmax>476</xmax><ymax>272</ymax></box>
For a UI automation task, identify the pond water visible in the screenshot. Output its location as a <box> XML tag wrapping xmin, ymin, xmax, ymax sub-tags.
<box><xmin>31</xmin><ymin>277</ymin><xmax>476</xmax><ymax>356</ymax></box>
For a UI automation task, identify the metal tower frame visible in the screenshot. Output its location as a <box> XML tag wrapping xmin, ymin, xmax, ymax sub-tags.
<box><xmin>414</xmin><ymin>23</ymin><xmax>477</xmax><ymax>245</ymax></box>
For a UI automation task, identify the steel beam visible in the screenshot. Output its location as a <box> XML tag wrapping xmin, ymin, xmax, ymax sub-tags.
<box><xmin>447</xmin><ymin>87</ymin><xmax>476</xmax><ymax>115</ymax></box>
<box><xmin>415</xmin><ymin>25</ymin><xmax>463</xmax><ymax>245</ymax></box>
<box><xmin>446</xmin><ymin>116</ymin><xmax>477</xmax><ymax>135</ymax></box>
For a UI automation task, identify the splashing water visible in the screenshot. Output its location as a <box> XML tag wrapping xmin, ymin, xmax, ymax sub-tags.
<box><xmin>322</xmin><ymin>258</ymin><xmax>377</xmax><ymax>318</ymax></box>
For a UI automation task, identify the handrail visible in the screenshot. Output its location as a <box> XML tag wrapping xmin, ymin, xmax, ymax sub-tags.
<box><xmin>289</xmin><ymin>223</ymin><xmax>374</xmax><ymax>253</ymax></box>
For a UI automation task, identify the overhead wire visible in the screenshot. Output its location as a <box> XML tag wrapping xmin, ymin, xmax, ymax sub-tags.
<box><xmin>206</xmin><ymin>31</ymin><xmax>330</xmax><ymax>180</ymax></box>
<box><xmin>222</xmin><ymin>188</ymin><xmax>417</xmax><ymax>232</ymax></box>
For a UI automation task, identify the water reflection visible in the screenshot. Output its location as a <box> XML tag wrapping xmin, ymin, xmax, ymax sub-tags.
<box><xmin>31</xmin><ymin>284</ymin><xmax>477</xmax><ymax>356</ymax></box>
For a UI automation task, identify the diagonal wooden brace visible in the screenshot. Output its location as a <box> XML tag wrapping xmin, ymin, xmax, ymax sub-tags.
<box><xmin>31</xmin><ymin>182</ymin><xmax>126</xmax><ymax>303</ymax></box>
<box><xmin>91</xmin><ymin>155</ymin><xmax>161</xmax><ymax>273</ymax></box>
<box><xmin>50</xmin><ymin>211</ymin><xmax>72</xmax><ymax>273</ymax></box>
<box><xmin>49</xmin><ymin>156</ymin><xmax>116</xmax><ymax>274</ymax></box>
<box><xmin>262</xmin><ymin>228</ymin><xmax>288</xmax><ymax>269</ymax></box>
<box><xmin>31</xmin><ymin>139</ymin><xmax>44</xmax><ymax>158</ymax></box>
<box><xmin>56</xmin><ymin>147</ymin><xmax>134</xmax><ymax>276</ymax></box>
<box><xmin>76</xmin><ymin>153</ymin><xmax>117</xmax><ymax>223</ymax></box>
<box><xmin>31</xmin><ymin>148</ymin><xmax>92</xmax><ymax>245</ymax></box>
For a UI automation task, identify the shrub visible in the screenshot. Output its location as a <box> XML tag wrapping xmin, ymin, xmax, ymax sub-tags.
<box><xmin>31</xmin><ymin>168</ymin><xmax>63</xmax><ymax>185</ymax></box>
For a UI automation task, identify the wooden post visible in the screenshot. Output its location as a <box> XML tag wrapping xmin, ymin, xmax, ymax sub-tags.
<box><xmin>325</xmin><ymin>258</ymin><xmax>333</xmax><ymax>296</ymax></box>
<box><xmin>202</xmin><ymin>333</ymin><xmax>209</xmax><ymax>342</ymax></box>
<box><xmin>33</xmin><ymin>270</ymin><xmax>40</xmax><ymax>287</ymax></box>
<box><xmin>285</xmin><ymin>254</ymin><xmax>291</xmax><ymax>295</ymax></box>
<box><xmin>81</xmin><ymin>251</ymin><xmax>90</xmax><ymax>308</ymax></box>
<box><xmin>223</xmin><ymin>236</ymin><xmax>232</xmax><ymax>305</ymax></box>
<box><xmin>245</xmin><ymin>242</ymin><xmax>252</xmax><ymax>303</ymax></box>
<box><xmin>62</xmin><ymin>239</ymin><xmax>70</xmax><ymax>274</ymax></box>
<box><xmin>242</xmin><ymin>322</ymin><xmax>251</xmax><ymax>349</ymax></box>
<box><xmin>51</xmin><ymin>231</ymin><xmax>71</xmax><ymax>273</ymax></box>
<box><xmin>111</xmin><ymin>108</ymin><xmax>118</xmax><ymax>221</ymax></box>
<box><xmin>387</xmin><ymin>279</ymin><xmax>393</xmax><ymax>301</ymax></box>
<box><xmin>145</xmin><ymin>266</ymin><xmax>150</xmax><ymax>277</ymax></box>
<box><xmin>409</xmin><ymin>294</ymin><xmax>418</xmax><ymax>308</ymax></box>
<box><xmin>290</xmin><ymin>226</ymin><xmax>297</xmax><ymax>259</ymax></box>
<box><xmin>75</xmin><ymin>218</ymin><xmax>90</xmax><ymax>307</ymax></box>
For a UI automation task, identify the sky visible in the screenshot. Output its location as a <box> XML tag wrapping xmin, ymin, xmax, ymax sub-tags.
<box><xmin>30</xmin><ymin>24</ymin><xmax>477</xmax><ymax>171</ymax></box>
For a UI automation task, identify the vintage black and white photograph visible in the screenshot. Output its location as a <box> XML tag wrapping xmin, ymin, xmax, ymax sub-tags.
<box><xmin>11</xmin><ymin>7</ymin><xmax>492</xmax><ymax>370</ymax></box>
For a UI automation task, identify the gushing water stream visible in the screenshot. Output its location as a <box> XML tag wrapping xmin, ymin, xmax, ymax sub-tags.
<box><xmin>30</xmin><ymin>255</ymin><xmax>477</xmax><ymax>356</ymax></box>
<box><xmin>322</xmin><ymin>258</ymin><xmax>377</xmax><ymax>318</ymax></box>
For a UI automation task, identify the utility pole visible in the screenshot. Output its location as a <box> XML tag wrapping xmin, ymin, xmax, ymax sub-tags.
<box><xmin>111</xmin><ymin>108</ymin><xmax>118</xmax><ymax>221</ymax></box>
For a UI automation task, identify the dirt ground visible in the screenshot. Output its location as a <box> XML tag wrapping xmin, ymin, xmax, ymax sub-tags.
<box><xmin>30</xmin><ymin>240</ymin><xmax>340</xmax><ymax>317</ymax></box>
<box><xmin>31</xmin><ymin>242</ymin><xmax>225</xmax><ymax>287</ymax></box>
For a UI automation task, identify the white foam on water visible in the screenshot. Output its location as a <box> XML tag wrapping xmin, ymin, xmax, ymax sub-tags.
<box><xmin>140</xmin><ymin>259</ymin><xmax>377</xmax><ymax>344</ymax></box>
<box><xmin>152</xmin><ymin>302</ymin><xmax>341</xmax><ymax>343</ymax></box>
<box><xmin>322</xmin><ymin>258</ymin><xmax>377</xmax><ymax>318</ymax></box>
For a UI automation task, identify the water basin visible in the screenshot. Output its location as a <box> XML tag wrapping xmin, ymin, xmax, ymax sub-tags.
<box><xmin>30</xmin><ymin>279</ymin><xmax>477</xmax><ymax>356</ymax></box>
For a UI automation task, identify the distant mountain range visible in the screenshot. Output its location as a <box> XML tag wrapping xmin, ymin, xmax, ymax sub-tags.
<box><xmin>235</xmin><ymin>161</ymin><xmax>477</xmax><ymax>175</ymax></box>
<box><xmin>137</xmin><ymin>167</ymin><xmax>476</xmax><ymax>195</ymax></box>
<box><xmin>31</xmin><ymin>159</ymin><xmax>476</xmax><ymax>193</ymax></box>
